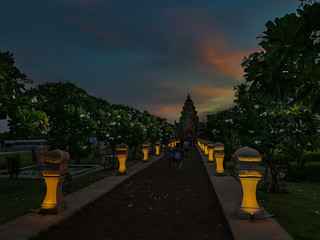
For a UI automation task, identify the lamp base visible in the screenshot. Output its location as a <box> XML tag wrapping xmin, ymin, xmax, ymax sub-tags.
<box><xmin>39</xmin><ymin>201</ymin><xmax>67</xmax><ymax>214</ymax></box>
<box><xmin>235</xmin><ymin>206</ymin><xmax>264</xmax><ymax>220</ymax></box>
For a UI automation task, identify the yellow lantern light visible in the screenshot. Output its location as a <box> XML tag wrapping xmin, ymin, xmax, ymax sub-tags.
<box><xmin>40</xmin><ymin>149</ymin><xmax>70</xmax><ymax>214</ymax></box>
<box><xmin>142</xmin><ymin>141</ymin><xmax>150</xmax><ymax>162</ymax></box>
<box><xmin>201</xmin><ymin>141</ymin><xmax>205</xmax><ymax>151</ymax></box>
<box><xmin>204</xmin><ymin>141</ymin><xmax>209</xmax><ymax>155</ymax></box>
<box><xmin>214</xmin><ymin>142</ymin><xmax>226</xmax><ymax>176</ymax></box>
<box><xmin>207</xmin><ymin>141</ymin><xmax>214</xmax><ymax>162</ymax></box>
<box><xmin>117</xmin><ymin>143</ymin><xmax>128</xmax><ymax>175</ymax></box>
<box><xmin>234</xmin><ymin>146</ymin><xmax>264</xmax><ymax>219</ymax></box>
<box><xmin>155</xmin><ymin>140</ymin><xmax>161</xmax><ymax>156</ymax></box>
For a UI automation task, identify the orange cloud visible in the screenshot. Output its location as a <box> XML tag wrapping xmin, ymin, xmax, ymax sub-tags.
<box><xmin>151</xmin><ymin>104</ymin><xmax>182</xmax><ymax>115</ymax></box>
<box><xmin>194</xmin><ymin>87</ymin><xmax>234</xmax><ymax>99</ymax></box>
<box><xmin>197</xmin><ymin>34</ymin><xmax>261</xmax><ymax>79</ymax></box>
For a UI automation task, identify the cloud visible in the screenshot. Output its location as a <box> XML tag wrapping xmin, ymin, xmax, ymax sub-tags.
<box><xmin>69</xmin><ymin>18</ymin><xmax>123</xmax><ymax>46</ymax></box>
<box><xmin>196</xmin><ymin>34</ymin><xmax>261</xmax><ymax>79</ymax></box>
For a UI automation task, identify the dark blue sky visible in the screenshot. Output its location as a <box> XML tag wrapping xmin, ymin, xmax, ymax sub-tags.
<box><xmin>0</xmin><ymin>0</ymin><xmax>298</xmax><ymax>131</ymax></box>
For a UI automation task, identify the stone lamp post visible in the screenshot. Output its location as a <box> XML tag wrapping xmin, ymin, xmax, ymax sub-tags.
<box><xmin>117</xmin><ymin>143</ymin><xmax>128</xmax><ymax>175</ymax></box>
<box><xmin>142</xmin><ymin>141</ymin><xmax>150</xmax><ymax>162</ymax></box>
<box><xmin>100</xmin><ymin>141</ymin><xmax>107</xmax><ymax>165</ymax></box>
<box><xmin>214</xmin><ymin>142</ymin><xmax>226</xmax><ymax>176</ymax></box>
<box><xmin>204</xmin><ymin>141</ymin><xmax>209</xmax><ymax>156</ymax></box>
<box><xmin>155</xmin><ymin>140</ymin><xmax>161</xmax><ymax>156</ymax></box>
<box><xmin>207</xmin><ymin>141</ymin><xmax>214</xmax><ymax>163</ymax></box>
<box><xmin>40</xmin><ymin>149</ymin><xmax>70</xmax><ymax>214</ymax></box>
<box><xmin>234</xmin><ymin>146</ymin><xmax>264</xmax><ymax>219</ymax></box>
<box><xmin>36</xmin><ymin>146</ymin><xmax>46</xmax><ymax>166</ymax></box>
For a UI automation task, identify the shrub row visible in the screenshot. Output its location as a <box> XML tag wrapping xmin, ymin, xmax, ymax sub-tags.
<box><xmin>287</xmin><ymin>162</ymin><xmax>320</xmax><ymax>181</ymax></box>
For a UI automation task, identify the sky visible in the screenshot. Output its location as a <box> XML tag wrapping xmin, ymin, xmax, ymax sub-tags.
<box><xmin>0</xmin><ymin>0</ymin><xmax>299</xmax><ymax>132</ymax></box>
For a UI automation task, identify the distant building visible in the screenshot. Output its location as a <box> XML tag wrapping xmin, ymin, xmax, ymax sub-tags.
<box><xmin>176</xmin><ymin>94</ymin><xmax>199</xmax><ymax>141</ymax></box>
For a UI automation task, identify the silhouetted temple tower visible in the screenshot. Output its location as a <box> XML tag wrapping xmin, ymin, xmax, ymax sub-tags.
<box><xmin>178</xmin><ymin>94</ymin><xmax>199</xmax><ymax>141</ymax></box>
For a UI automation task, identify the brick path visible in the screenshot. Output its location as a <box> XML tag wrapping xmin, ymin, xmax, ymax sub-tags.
<box><xmin>38</xmin><ymin>147</ymin><xmax>233</xmax><ymax>240</ymax></box>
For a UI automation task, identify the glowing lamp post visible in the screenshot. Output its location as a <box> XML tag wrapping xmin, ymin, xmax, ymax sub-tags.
<box><xmin>142</xmin><ymin>141</ymin><xmax>150</xmax><ymax>162</ymax></box>
<box><xmin>214</xmin><ymin>142</ymin><xmax>226</xmax><ymax>176</ymax></box>
<box><xmin>40</xmin><ymin>149</ymin><xmax>70</xmax><ymax>214</ymax></box>
<box><xmin>234</xmin><ymin>146</ymin><xmax>264</xmax><ymax>219</ymax></box>
<box><xmin>117</xmin><ymin>143</ymin><xmax>128</xmax><ymax>175</ymax></box>
<box><xmin>207</xmin><ymin>142</ymin><xmax>214</xmax><ymax>163</ymax></box>
<box><xmin>204</xmin><ymin>141</ymin><xmax>209</xmax><ymax>156</ymax></box>
<box><xmin>200</xmin><ymin>141</ymin><xmax>204</xmax><ymax>151</ymax></box>
<box><xmin>155</xmin><ymin>140</ymin><xmax>161</xmax><ymax>156</ymax></box>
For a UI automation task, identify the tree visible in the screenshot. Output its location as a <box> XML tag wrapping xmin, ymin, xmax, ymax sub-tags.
<box><xmin>0</xmin><ymin>51</ymin><xmax>49</xmax><ymax>138</ymax></box>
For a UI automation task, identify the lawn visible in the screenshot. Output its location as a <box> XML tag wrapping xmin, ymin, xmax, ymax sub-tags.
<box><xmin>0</xmin><ymin>151</ymin><xmax>34</xmax><ymax>169</ymax></box>
<box><xmin>257</xmin><ymin>181</ymin><xmax>320</xmax><ymax>240</ymax></box>
<box><xmin>0</xmin><ymin>156</ymin><xmax>141</xmax><ymax>225</ymax></box>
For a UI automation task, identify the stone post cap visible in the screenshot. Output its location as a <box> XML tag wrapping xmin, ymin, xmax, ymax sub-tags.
<box><xmin>207</xmin><ymin>141</ymin><xmax>214</xmax><ymax>147</ymax></box>
<box><xmin>142</xmin><ymin>141</ymin><xmax>150</xmax><ymax>147</ymax></box>
<box><xmin>234</xmin><ymin>146</ymin><xmax>261</xmax><ymax>162</ymax></box>
<box><xmin>117</xmin><ymin>143</ymin><xmax>128</xmax><ymax>153</ymax></box>
<box><xmin>155</xmin><ymin>140</ymin><xmax>161</xmax><ymax>145</ymax></box>
<box><xmin>44</xmin><ymin>149</ymin><xmax>70</xmax><ymax>164</ymax></box>
<box><xmin>214</xmin><ymin>142</ymin><xmax>224</xmax><ymax>151</ymax></box>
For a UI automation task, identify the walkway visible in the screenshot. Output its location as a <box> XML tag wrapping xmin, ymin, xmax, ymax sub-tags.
<box><xmin>37</xmin><ymin>147</ymin><xmax>233</xmax><ymax>240</ymax></box>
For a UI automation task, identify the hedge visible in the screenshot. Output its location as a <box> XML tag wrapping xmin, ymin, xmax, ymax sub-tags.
<box><xmin>287</xmin><ymin>162</ymin><xmax>320</xmax><ymax>181</ymax></box>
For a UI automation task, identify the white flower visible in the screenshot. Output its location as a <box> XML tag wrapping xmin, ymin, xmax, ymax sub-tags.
<box><xmin>117</xmin><ymin>115</ymin><xmax>121</xmax><ymax>119</ymax></box>
<box><xmin>106</xmin><ymin>133</ymin><xmax>110</xmax><ymax>137</ymax></box>
<box><xmin>254</xmin><ymin>105</ymin><xmax>259</xmax><ymax>109</ymax></box>
<box><xmin>107</xmin><ymin>112</ymin><xmax>111</xmax><ymax>117</ymax></box>
<box><xmin>80</xmin><ymin>114</ymin><xmax>86</xmax><ymax>118</ymax></box>
<box><xmin>31</xmin><ymin>97</ymin><xmax>37</xmax><ymax>103</ymax></box>
<box><xmin>118</xmin><ymin>135</ymin><xmax>121</xmax><ymax>138</ymax></box>
<box><xmin>307</xmin><ymin>142</ymin><xmax>311</xmax><ymax>146</ymax></box>
<box><xmin>130</xmin><ymin>123</ymin><xmax>134</xmax><ymax>127</ymax></box>
<box><xmin>249</xmin><ymin>130</ymin><xmax>254</xmax><ymax>134</ymax></box>
<box><xmin>12</xmin><ymin>95</ymin><xmax>15</xmax><ymax>99</ymax></box>
<box><xmin>257</xmin><ymin>53</ymin><xmax>265</xmax><ymax>62</ymax></box>
<box><xmin>315</xmin><ymin>57</ymin><xmax>320</xmax><ymax>65</ymax></box>
<box><xmin>254</xmin><ymin>140</ymin><xmax>261</xmax><ymax>144</ymax></box>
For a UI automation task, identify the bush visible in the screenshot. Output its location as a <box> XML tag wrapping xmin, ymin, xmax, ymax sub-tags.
<box><xmin>225</xmin><ymin>160</ymin><xmax>236</xmax><ymax>176</ymax></box>
<box><xmin>287</xmin><ymin>162</ymin><xmax>320</xmax><ymax>181</ymax></box>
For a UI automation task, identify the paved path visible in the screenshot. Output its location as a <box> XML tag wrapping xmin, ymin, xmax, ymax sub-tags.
<box><xmin>0</xmin><ymin>155</ymin><xmax>163</xmax><ymax>240</ymax></box>
<box><xmin>37</xmin><ymin>147</ymin><xmax>233</xmax><ymax>240</ymax></box>
<box><xmin>198</xmin><ymin>146</ymin><xmax>294</xmax><ymax>240</ymax></box>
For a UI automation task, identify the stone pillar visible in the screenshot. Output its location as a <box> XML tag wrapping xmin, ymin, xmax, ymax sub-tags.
<box><xmin>214</xmin><ymin>142</ymin><xmax>226</xmax><ymax>176</ymax></box>
<box><xmin>36</xmin><ymin>146</ymin><xmax>46</xmax><ymax>166</ymax></box>
<box><xmin>155</xmin><ymin>140</ymin><xmax>161</xmax><ymax>156</ymax></box>
<box><xmin>204</xmin><ymin>141</ymin><xmax>209</xmax><ymax>156</ymax></box>
<box><xmin>201</xmin><ymin>141</ymin><xmax>205</xmax><ymax>151</ymax></box>
<box><xmin>234</xmin><ymin>146</ymin><xmax>264</xmax><ymax>219</ymax></box>
<box><xmin>207</xmin><ymin>141</ymin><xmax>214</xmax><ymax>163</ymax></box>
<box><xmin>100</xmin><ymin>141</ymin><xmax>107</xmax><ymax>165</ymax></box>
<box><xmin>117</xmin><ymin>143</ymin><xmax>128</xmax><ymax>175</ymax></box>
<box><xmin>40</xmin><ymin>149</ymin><xmax>70</xmax><ymax>214</ymax></box>
<box><xmin>142</xmin><ymin>141</ymin><xmax>150</xmax><ymax>162</ymax></box>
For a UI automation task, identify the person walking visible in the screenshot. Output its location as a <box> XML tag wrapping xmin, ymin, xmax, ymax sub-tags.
<box><xmin>183</xmin><ymin>140</ymin><xmax>189</xmax><ymax>159</ymax></box>
<box><xmin>172</xmin><ymin>143</ymin><xmax>183</xmax><ymax>171</ymax></box>
<box><xmin>163</xmin><ymin>142</ymin><xmax>172</xmax><ymax>169</ymax></box>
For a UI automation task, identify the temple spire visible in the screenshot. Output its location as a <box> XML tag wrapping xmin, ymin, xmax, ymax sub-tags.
<box><xmin>177</xmin><ymin>94</ymin><xmax>199</xmax><ymax>141</ymax></box>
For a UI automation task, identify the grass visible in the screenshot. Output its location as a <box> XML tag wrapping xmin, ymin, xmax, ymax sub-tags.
<box><xmin>0</xmin><ymin>156</ymin><xmax>142</xmax><ymax>225</ymax></box>
<box><xmin>257</xmin><ymin>181</ymin><xmax>320</xmax><ymax>240</ymax></box>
